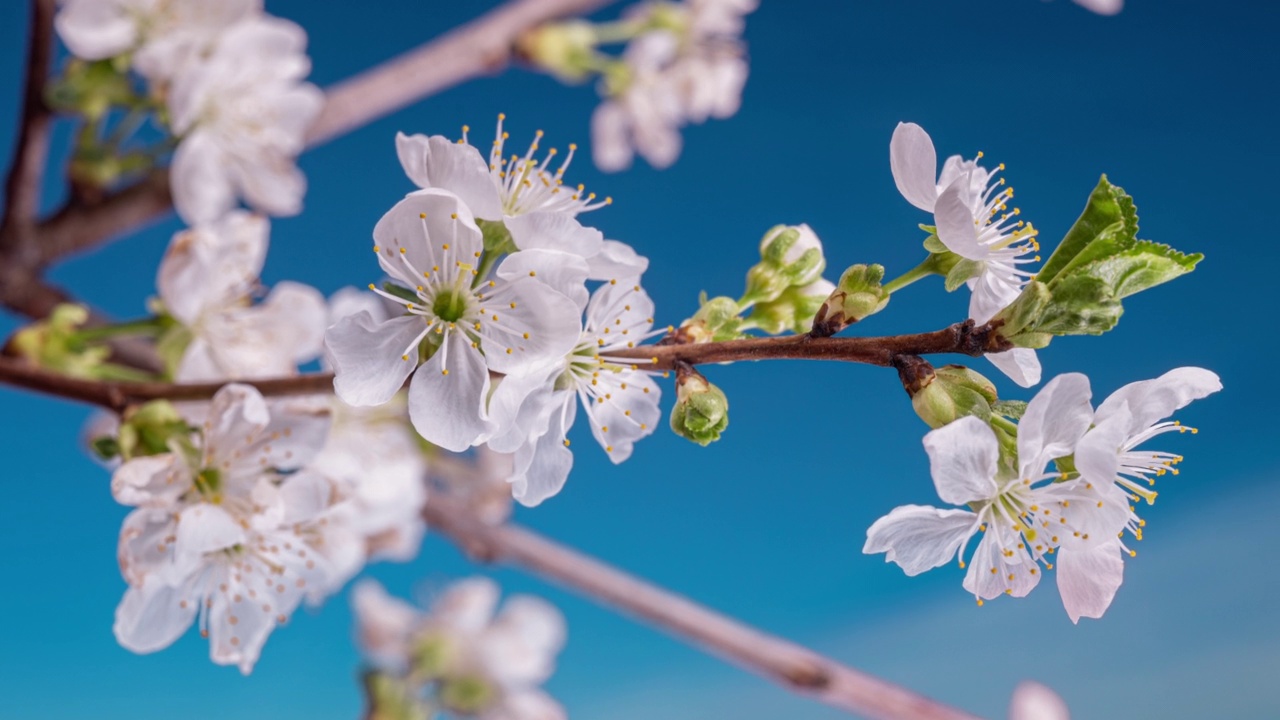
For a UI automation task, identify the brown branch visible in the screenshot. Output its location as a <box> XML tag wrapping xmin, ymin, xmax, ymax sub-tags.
<box><xmin>0</xmin><ymin>0</ymin><xmax>56</xmax><ymax>261</ymax></box>
<box><xmin>422</xmin><ymin>496</ymin><xmax>981</xmax><ymax>720</ymax></box>
<box><xmin>27</xmin><ymin>0</ymin><xmax>620</xmax><ymax>266</ymax></box>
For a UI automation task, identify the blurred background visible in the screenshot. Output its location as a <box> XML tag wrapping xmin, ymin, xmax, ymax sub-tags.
<box><xmin>1</xmin><ymin>0</ymin><xmax>1277</xmax><ymax>717</ymax></box>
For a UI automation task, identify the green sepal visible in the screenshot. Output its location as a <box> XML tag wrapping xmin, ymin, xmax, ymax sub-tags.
<box><xmin>922</xmin><ymin>233</ymin><xmax>947</xmax><ymax>254</ymax></box>
<box><xmin>670</xmin><ymin>376</ymin><xmax>730</xmax><ymax>445</ymax></box>
<box><xmin>992</xmin><ymin>400</ymin><xmax>1028</xmax><ymax>420</ymax></box>
<box><xmin>362</xmin><ymin>671</ymin><xmax>432</xmax><ymax>720</ymax></box>
<box><xmin>943</xmin><ymin>258</ymin><xmax>982</xmax><ymax>292</ymax></box>
<box><xmin>477</xmin><ymin>218</ymin><xmax>517</xmax><ymax>255</ymax></box>
<box><xmin>91</xmin><ymin>436</ymin><xmax>122</xmax><ymax>461</ymax></box>
<box><xmin>155</xmin><ymin>323</ymin><xmax>194</xmax><ymax>380</ymax></box>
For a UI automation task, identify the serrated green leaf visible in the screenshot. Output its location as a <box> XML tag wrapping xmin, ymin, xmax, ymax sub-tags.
<box><xmin>1038</xmin><ymin>175</ymin><xmax>1138</xmax><ymax>286</ymax></box>
<box><xmin>944</xmin><ymin>258</ymin><xmax>981</xmax><ymax>292</ymax></box>
<box><xmin>1033</xmin><ymin>274</ymin><xmax>1123</xmax><ymax>335</ymax></box>
<box><xmin>1079</xmin><ymin>241</ymin><xmax>1203</xmax><ymax>299</ymax></box>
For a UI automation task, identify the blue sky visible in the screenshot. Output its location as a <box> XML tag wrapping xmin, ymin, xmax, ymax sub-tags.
<box><xmin>1</xmin><ymin>0</ymin><xmax>1277</xmax><ymax>718</ymax></box>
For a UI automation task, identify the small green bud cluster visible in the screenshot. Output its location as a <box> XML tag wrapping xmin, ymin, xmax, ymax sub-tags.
<box><xmin>517</xmin><ymin>21</ymin><xmax>600</xmax><ymax>83</ymax></box>
<box><xmin>910</xmin><ymin>364</ymin><xmax>999</xmax><ymax>429</ymax></box>
<box><xmin>811</xmin><ymin>263</ymin><xmax>890</xmax><ymax>337</ymax></box>
<box><xmin>669</xmin><ymin>371</ymin><xmax>730</xmax><ymax>446</ymax></box>
<box><xmin>11</xmin><ymin>304</ymin><xmax>111</xmax><ymax>378</ymax></box>
<box><xmin>362</xmin><ymin>672</ymin><xmax>433</xmax><ymax>720</ymax></box>
<box><xmin>741</xmin><ymin>224</ymin><xmax>827</xmax><ymax>306</ymax></box>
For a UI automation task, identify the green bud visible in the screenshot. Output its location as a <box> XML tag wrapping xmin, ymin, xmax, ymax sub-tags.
<box><xmin>11</xmin><ymin>304</ymin><xmax>111</xmax><ymax>378</ymax></box>
<box><xmin>45</xmin><ymin>59</ymin><xmax>136</xmax><ymax>121</ymax></box>
<box><xmin>742</xmin><ymin>224</ymin><xmax>826</xmax><ymax>304</ymax></box>
<box><xmin>910</xmin><ymin>364</ymin><xmax>999</xmax><ymax>429</ymax></box>
<box><xmin>438</xmin><ymin>675</ymin><xmax>496</xmax><ymax>715</ymax></box>
<box><xmin>669</xmin><ymin>373</ymin><xmax>729</xmax><ymax>446</ymax></box>
<box><xmin>116</xmin><ymin>400</ymin><xmax>194</xmax><ymax>461</ymax></box>
<box><xmin>991</xmin><ymin>280</ymin><xmax>1051</xmax><ymax>343</ymax></box>
<box><xmin>748</xmin><ymin>278</ymin><xmax>835</xmax><ymax>335</ymax></box>
<box><xmin>810</xmin><ymin>264</ymin><xmax>889</xmax><ymax>337</ymax></box>
<box><xmin>411</xmin><ymin>633</ymin><xmax>453</xmax><ymax>679</ymax></box>
<box><xmin>517</xmin><ymin>21</ymin><xmax>600</xmax><ymax>83</ymax></box>
<box><xmin>362</xmin><ymin>672</ymin><xmax>432</xmax><ymax>720</ymax></box>
<box><xmin>683</xmin><ymin>295</ymin><xmax>743</xmax><ymax>342</ymax></box>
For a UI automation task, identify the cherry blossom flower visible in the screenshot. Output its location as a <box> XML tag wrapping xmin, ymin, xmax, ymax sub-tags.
<box><xmin>354</xmin><ymin>578</ymin><xmax>567</xmax><ymax>720</ymax></box>
<box><xmin>889</xmin><ymin>122</ymin><xmax>1042</xmax><ymax>387</ymax></box>
<box><xmin>168</xmin><ymin>16</ymin><xmax>323</xmax><ymax>225</ymax></box>
<box><xmin>395</xmin><ymin>117</ymin><xmax>647</xmax><ymax>280</ymax></box>
<box><xmin>55</xmin><ymin>0</ymin><xmax>260</xmax><ymax>81</ymax></box>
<box><xmin>111</xmin><ymin>384</ymin><xmax>333</xmax><ymax>673</ymax></box>
<box><xmin>1076</xmin><ymin>367</ymin><xmax>1221</xmax><ymax>531</ymax></box>
<box><xmin>324</xmin><ymin>189</ymin><xmax>583</xmax><ymax>452</ymax></box>
<box><xmin>487</xmin><ymin>280</ymin><xmax>665</xmax><ymax>506</ymax></box>
<box><xmin>156</xmin><ymin>211</ymin><xmax>326</xmax><ymax>382</ymax></box>
<box><xmin>865</xmin><ymin>373</ymin><xmax>1131</xmax><ymax>621</ymax></box>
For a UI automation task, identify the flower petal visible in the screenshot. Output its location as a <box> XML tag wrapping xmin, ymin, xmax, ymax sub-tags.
<box><xmin>327</xmin><ymin>314</ymin><xmax>429</xmax><ymax>408</ymax></box>
<box><xmin>372</xmin><ymin>189</ymin><xmax>484</xmax><ymax>290</ymax></box>
<box><xmin>505</xmin><ymin>212</ymin><xmax>605</xmax><ymax>263</ymax></box>
<box><xmin>511</xmin><ymin>397</ymin><xmax>577</xmax><ymax>507</ymax></box>
<box><xmin>889</xmin><ymin>122</ymin><xmax>939</xmax><ymax>212</ymax></box>
<box><xmin>157</xmin><ymin>211</ymin><xmax>267</xmax><ymax>327</ymax></box>
<box><xmin>352</xmin><ymin>579</ymin><xmax>420</xmax><ymax>670</ymax></box>
<box><xmin>431</xmin><ymin>577</ymin><xmax>499</xmax><ymax>634</ymax></box>
<box><xmin>114</xmin><ymin>574</ymin><xmax>200</xmax><ymax>654</ymax></box>
<box><xmin>495</xmin><ymin>248</ymin><xmax>591</xmax><ymax>312</ymax></box>
<box><xmin>1017</xmin><ymin>373</ymin><xmax>1093</xmax><ymax>478</ymax></box>
<box><xmin>933</xmin><ymin>176</ymin><xmax>985</xmax><ymax>260</ymax></box>
<box><xmin>479</xmin><ymin>276</ymin><xmax>582</xmax><ymax>375</ymax></box>
<box><xmin>922</xmin><ymin>416</ymin><xmax>999</xmax><ymax>505</ymax></box>
<box><xmin>171</xmin><ymin>131</ymin><xmax>235</xmax><ymax>226</ymax></box>
<box><xmin>962</xmin><ymin>527</ymin><xmax>1042</xmax><ymax>600</ymax></box>
<box><xmin>112</xmin><ymin>454</ymin><xmax>189</xmax><ymax>508</ymax></box>
<box><xmin>482</xmin><ymin>595</ymin><xmax>566</xmax><ymax>686</ymax></box>
<box><xmin>407</xmin><ymin>330</ymin><xmax>493</xmax><ymax>452</ymax></box>
<box><xmin>986</xmin><ymin>347</ymin><xmax>1042</xmax><ymax>389</ymax></box>
<box><xmin>1094</xmin><ymin>366</ymin><xmax>1222</xmax><ymax>434</ymax></box>
<box><xmin>395</xmin><ymin>133</ymin><xmax>503</xmax><ymax>220</ymax></box>
<box><xmin>1074</xmin><ymin>406</ymin><xmax>1131</xmax><ymax>487</ymax></box>
<box><xmin>588</xmin><ymin>240</ymin><xmax>649</xmax><ymax>280</ymax></box>
<box><xmin>1009</xmin><ymin>681</ymin><xmax>1070</xmax><ymax>720</ymax></box>
<box><xmin>1055</xmin><ymin>541</ymin><xmax>1125</xmax><ymax>623</ymax></box>
<box><xmin>863</xmin><ymin>505</ymin><xmax>977</xmax><ymax>576</ymax></box>
<box><xmin>582</xmin><ymin>371</ymin><xmax>661</xmax><ymax>464</ymax></box>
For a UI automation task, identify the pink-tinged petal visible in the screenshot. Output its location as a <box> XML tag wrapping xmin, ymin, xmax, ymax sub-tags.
<box><xmin>1056</xmin><ymin>542</ymin><xmax>1125</xmax><ymax>623</ymax></box>
<box><xmin>889</xmin><ymin>122</ymin><xmax>939</xmax><ymax>212</ymax></box>
<box><xmin>407</xmin><ymin>331</ymin><xmax>492</xmax><ymax>452</ymax></box>
<box><xmin>112</xmin><ymin>454</ymin><xmax>189</xmax><ymax>507</ymax></box>
<box><xmin>1009</xmin><ymin>681</ymin><xmax>1070</xmax><ymax>720</ymax></box>
<box><xmin>986</xmin><ymin>348</ymin><xmax>1042</xmax><ymax>389</ymax></box>
<box><xmin>171</xmin><ymin>131</ymin><xmax>235</xmax><ymax>225</ymax></box>
<box><xmin>1095</xmin><ymin>367</ymin><xmax>1222</xmax><ymax>434</ymax></box>
<box><xmin>863</xmin><ymin>505</ymin><xmax>978</xmax><ymax>576</ymax></box>
<box><xmin>479</xmin><ymin>277</ymin><xmax>581</xmax><ymax>375</ymax></box>
<box><xmin>1018</xmin><ymin>373</ymin><xmax>1093</xmax><ymax>478</ymax></box>
<box><xmin>587</xmin><ymin>239</ymin><xmax>650</xmax><ymax>280</ymax></box>
<box><xmin>395</xmin><ymin>133</ymin><xmax>502</xmax><ymax>219</ymax></box>
<box><xmin>934</xmin><ymin>177</ymin><xmax>985</xmax><ymax>260</ymax></box>
<box><xmin>495</xmin><ymin>248</ymin><xmax>591</xmax><ymax>312</ymax></box>
<box><xmin>505</xmin><ymin>212</ymin><xmax>605</xmax><ymax>262</ymax></box>
<box><xmin>327</xmin><ymin>314</ymin><xmax>429</xmax><ymax>408</ymax></box>
<box><xmin>114</xmin><ymin>574</ymin><xmax>200</xmax><ymax>654</ymax></box>
<box><xmin>511</xmin><ymin>397</ymin><xmax>577</xmax><ymax>507</ymax></box>
<box><xmin>923</xmin><ymin>416</ymin><xmax>1000</xmax><ymax>505</ymax></box>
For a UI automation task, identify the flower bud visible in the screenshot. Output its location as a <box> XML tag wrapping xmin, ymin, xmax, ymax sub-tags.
<box><xmin>669</xmin><ymin>372</ymin><xmax>729</xmax><ymax>446</ymax></box>
<box><xmin>810</xmin><ymin>264</ymin><xmax>890</xmax><ymax>337</ymax></box>
<box><xmin>682</xmin><ymin>295</ymin><xmax>743</xmax><ymax>343</ymax></box>
<box><xmin>11</xmin><ymin>304</ymin><xmax>111</xmax><ymax>378</ymax></box>
<box><xmin>114</xmin><ymin>400</ymin><xmax>194</xmax><ymax>461</ymax></box>
<box><xmin>363</xmin><ymin>672</ymin><xmax>431</xmax><ymax>720</ymax></box>
<box><xmin>748</xmin><ymin>278</ymin><xmax>835</xmax><ymax>335</ymax></box>
<box><xmin>438</xmin><ymin>675</ymin><xmax>496</xmax><ymax>715</ymax></box>
<box><xmin>992</xmin><ymin>280</ymin><xmax>1051</xmax><ymax>339</ymax></box>
<box><xmin>910</xmin><ymin>364</ymin><xmax>999</xmax><ymax>429</ymax></box>
<box><xmin>742</xmin><ymin>224</ymin><xmax>826</xmax><ymax>304</ymax></box>
<box><xmin>516</xmin><ymin>21</ymin><xmax>599</xmax><ymax>83</ymax></box>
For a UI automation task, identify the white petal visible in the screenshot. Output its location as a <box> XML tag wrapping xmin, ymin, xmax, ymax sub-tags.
<box><xmin>277</xmin><ymin>471</ymin><xmax>334</xmax><ymax>524</ymax></box>
<box><xmin>431</xmin><ymin>577</ymin><xmax>499</xmax><ymax>634</ymax></box>
<box><xmin>934</xmin><ymin>177</ymin><xmax>985</xmax><ymax>261</ymax></box>
<box><xmin>511</xmin><ymin>397</ymin><xmax>577</xmax><ymax>507</ymax></box>
<box><xmin>482</xmin><ymin>595</ymin><xmax>566</xmax><ymax>686</ymax></box>
<box><xmin>889</xmin><ymin>122</ymin><xmax>939</xmax><ymax>212</ymax></box>
<box><xmin>117</xmin><ymin>508</ymin><xmax>179</xmax><ymax>586</ymax></box>
<box><xmin>986</xmin><ymin>348</ymin><xmax>1042</xmax><ymax>389</ymax></box>
<box><xmin>55</xmin><ymin>0</ymin><xmax>137</xmax><ymax>61</ymax></box>
<box><xmin>171</xmin><ymin>131</ymin><xmax>235</xmax><ymax>226</ymax></box>
<box><xmin>582</xmin><ymin>371</ymin><xmax>661</xmax><ymax>464</ymax></box>
<box><xmin>1009</xmin><ymin>682</ymin><xmax>1070</xmax><ymax>720</ymax></box>
<box><xmin>1094</xmin><ymin>366</ymin><xmax>1222</xmax><ymax>434</ymax></box>
<box><xmin>1056</xmin><ymin>542</ymin><xmax>1125</xmax><ymax>623</ymax></box>
<box><xmin>173</xmin><ymin>504</ymin><xmax>245</xmax><ymax>565</ymax></box>
<box><xmin>1074</xmin><ymin>408</ymin><xmax>1131</xmax><ymax>487</ymax></box>
<box><xmin>505</xmin><ymin>212</ymin><xmax>604</xmax><ymax>262</ymax></box>
<box><xmin>1073</xmin><ymin>0</ymin><xmax>1123</xmax><ymax>15</ymax></box>
<box><xmin>252</xmin><ymin>281</ymin><xmax>329</xmax><ymax>364</ymax></box>
<box><xmin>407</xmin><ymin>331</ymin><xmax>492</xmax><ymax>452</ymax></box>
<box><xmin>479</xmin><ymin>276</ymin><xmax>582</xmax><ymax>375</ymax></box>
<box><xmin>112</xmin><ymin>454</ymin><xmax>189</xmax><ymax>507</ymax></box>
<box><xmin>205</xmin><ymin>384</ymin><xmax>330</xmax><ymax>476</ymax></box>
<box><xmin>585</xmin><ymin>279</ymin><xmax>654</xmax><ymax>339</ymax></box>
<box><xmin>395</xmin><ymin>133</ymin><xmax>503</xmax><ymax>219</ymax></box>
<box><xmin>395</xmin><ymin>132</ymin><xmax>433</xmax><ymax>188</ymax></box>
<box><xmin>352</xmin><ymin>579</ymin><xmax>419</xmax><ymax>669</ymax></box>
<box><xmin>591</xmin><ymin>101</ymin><xmax>635</xmax><ymax>173</ymax></box>
<box><xmin>327</xmin><ymin>314</ymin><xmax>428</xmax><ymax>407</ymax></box>
<box><xmin>328</xmin><ymin>286</ymin><xmax>390</xmax><ymax>326</ymax></box>
<box><xmin>586</xmin><ymin>239</ymin><xmax>650</xmax><ymax>280</ymax></box>
<box><xmin>372</xmin><ymin>189</ymin><xmax>484</xmax><ymax>288</ymax></box>
<box><xmin>486</xmin><ymin>367</ymin><xmax>564</xmax><ymax>454</ymax></box>
<box><xmin>962</xmin><ymin>527</ymin><xmax>1042</xmax><ymax>600</ymax></box>
<box><xmin>863</xmin><ymin>505</ymin><xmax>977</xmax><ymax>576</ymax></box>
<box><xmin>495</xmin><ymin>249</ymin><xmax>591</xmax><ymax>312</ymax></box>
<box><xmin>1017</xmin><ymin>373</ymin><xmax>1093</xmax><ymax>478</ymax></box>
<box><xmin>484</xmin><ymin>691</ymin><xmax>566</xmax><ymax>720</ymax></box>
<box><xmin>114</xmin><ymin>575</ymin><xmax>200</xmax><ymax>654</ymax></box>
<box><xmin>157</xmin><ymin>211</ymin><xmax>267</xmax><ymax>326</ymax></box>
<box><xmin>922</xmin><ymin>416</ymin><xmax>999</xmax><ymax>505</ymax></box>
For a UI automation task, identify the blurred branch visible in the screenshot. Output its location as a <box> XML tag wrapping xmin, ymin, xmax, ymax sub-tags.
<box><xmin>0</xmin><ymin>0</ymin><xmax>56</xmax><ymax>261</ymax></box>
<box><xmin>23</xmin><ymin>0</ymin><xmax>620</xmax><ymax>267</ymax></box>
<box><xmin>422</xmin><ymin>495</ymin><xmax>981</xmax><ymax>720</ymax></box>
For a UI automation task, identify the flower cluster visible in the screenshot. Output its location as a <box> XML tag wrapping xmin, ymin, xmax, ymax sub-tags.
<box><xmin>355</xmin><ymin>578</ymin><xmax>567</xmax><ymax>720</ymax></box>
<box><xmin>865</xmin><ymin>367</ymin><xmax>1220</xmax><ymax>621</ymax></box>
<box><xmin>55</xmin><ymin>0</ymin><xmax>322</xmax><ymax>225</ymax></box>
<box><xmin>327</xmin><ymin>118</ymin><xmax>664</xmax><ymax>506</ymax></box>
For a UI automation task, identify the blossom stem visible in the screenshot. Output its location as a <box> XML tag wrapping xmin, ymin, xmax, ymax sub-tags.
<box><xmin>422</xmin><ymin>494</ymin><xmax>982</xmax><ymax>720</ymax></box>
<box><xmin>881</xmin><ymin>257</ymin><xmax>936</xmax><ymax>295</ymax></box>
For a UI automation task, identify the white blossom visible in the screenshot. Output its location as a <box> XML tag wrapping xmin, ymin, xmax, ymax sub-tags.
<box><xmin>890</xmin><ymin>122</ymin><xmax>1042</xmax><ymax>387</ymax></box>
<box><xmin>324</xmin><ymin>189</ymin><xmax>583</xmax><ymax>452</ymax></box>
<box><xmin>864</xmin><ymin>373</ymin><xmax>1131</xmax><ymax>621</ymax></box>
<box><xmin>156</xmin><ymin>211</ymin><xmax>327</xmax><ymax>382</ymax></box>
<box><xmin>55</xmin><ymin>0</ymin><xmax>261</xmax><ymax>81</ymax></box>
<box><xmin>1009</xmin><ymin>681</ymin><xmax>1070</xmax><ymax>720</ymax></box>
<box><xmin>168</xmin><ymin>16</ymin><xmax>323</xmax><ymax>225</ymax></box>
<box><xmin>354</xmin><ymin>578</ymin><xmax>567</xmax><ymax>720</ymax></box>
<box><xmin>111</xmin><ymin>384</ymin><xmax>333</xmax><ymax>673</ymax></box>
<box><xmin>1070</xmin><ymin>0</ymin><xmax>1123</xmax><ymax>15</ymax></box>
<box><xmin>487</xmin><ymin>280</ymin><xmax>665</xmax><ymax>506</ymax></box>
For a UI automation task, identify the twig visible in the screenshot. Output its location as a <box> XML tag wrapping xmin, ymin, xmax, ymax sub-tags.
<box><xmin>0</xmin><ymin>0</ymin><xmax>56</xmax><ymax>261</ymax></box>
<box><xmin>422</xmin><ymin>496</ymin><xmax>981</xmax><ymax>720</ymax></box>
<box><xmin>25</xmin><ymin>0</ymin><xmax>620</xmax><ymax>266</ymax></box>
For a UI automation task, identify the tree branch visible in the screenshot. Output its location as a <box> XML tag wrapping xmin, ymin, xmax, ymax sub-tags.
<box><xmin>0</xmin><ymin>0</ymin><xmax>56</xmax><ymax>261</ymax></box>
<box><xmin>422</xmin><ymin>496</ymin><xmax>981</xmax><ymax>720</ymax></box>
<box><xmin>26</xmin><ymin>0</ymin><xmax>620</xmax><ymax>266</ymax></box>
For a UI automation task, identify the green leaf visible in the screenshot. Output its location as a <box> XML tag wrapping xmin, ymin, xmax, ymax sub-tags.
<box><xmin>992</xmin><ymin>400</ymin><xmax>1028</xmax><ymax>420</ymax></box>
<box><xmin>1038</xmin><ymin>175</ymin><xmax>1138</xmax><ymax>286</ymax></box>
<box><xmin>477</xmin><ymin>218</ymin><xmax>517</xmax><ymax>255</ymax></box>
<box><xmin>1078</xmin><ymin>240</ymin><xmax>1203</xmax><ymax>299</ymax></box>
<box><xmin>944</xmin><ymin>258</ymin><xmax>981</xmax><ymax>292</ymax></box>
<box><xmin>1032</xmin><ymin>274</ymin><xmax>1123</xmax><ymax>336</ymax></box>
